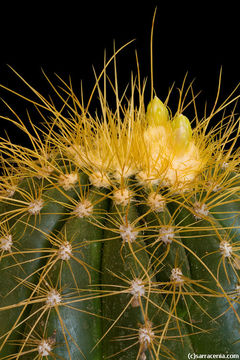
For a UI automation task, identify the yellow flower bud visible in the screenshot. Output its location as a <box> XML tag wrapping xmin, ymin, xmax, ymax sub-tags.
<box><xmin>172</xmin><ymin>114</ymin><xmax>192</xmax><ymax>153</ymax></box>
<box><xmin>146</xmin><ymin>96</ymin><xmax>169</xmax><ymax>127</ymax></box>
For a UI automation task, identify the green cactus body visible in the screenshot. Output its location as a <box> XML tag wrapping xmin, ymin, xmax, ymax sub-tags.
<box><xmin>0</xmin><ymin>173</ymin><xmax>89</xmax><ymax>357</ymax></box>
<box><xmin>0</xmin><ymin>62</ymin><xmax>240</xmax><ymax>360</ymax></box>
<box><xmin>101</xmin><ymin>202</ymin><xmax>194</xmax><ymax>359</ymax></box>
<box><xmin>169</xmin><ymin>201</ymin><xmax>240</xmax><ymax>353</ymax></box>
<box><xmin>19</xmin><ymin>189</ymin><xmax>109</xmax><ymax>359</ymax></box>
<box><xmin>137</xmin><ymin>189</ymin><xmax>192</xmax><ymax>318</ymax></box>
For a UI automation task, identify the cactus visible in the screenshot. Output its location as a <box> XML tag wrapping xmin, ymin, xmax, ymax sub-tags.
<box><xmin>0</xmin><ymin>51</ymin><xmax>240</xmax><ymax>360</ymax></box>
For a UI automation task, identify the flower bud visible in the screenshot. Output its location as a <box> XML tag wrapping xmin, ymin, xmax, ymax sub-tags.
<box><xmin>171</xmin><ymin>114</ymin><xmax>192</xmax><ymax>153</ymax></box>
<box><xmin>146</xmin><ymin>96</ymin><xmax>169</xmax><ymax>127</ymax></box>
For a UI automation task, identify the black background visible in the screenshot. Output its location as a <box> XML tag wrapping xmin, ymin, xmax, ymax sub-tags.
<box><xmin>0</xmin><ymin>1</ymin><xmax>239</xmax><ymax>143</ymax></box>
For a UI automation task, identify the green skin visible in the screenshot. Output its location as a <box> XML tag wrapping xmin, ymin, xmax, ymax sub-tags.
<box><xmin>211</xmin><ymin>192</ymin><xmax>240</xmax><ymax>242</ymax></box>
<box><xmin>137</xmin><ymin>190</ymin><xmax>192</xmax><ymax>318</ymax></box>
<box><xmin>168</xmin><ymin>195</ymin><xmax>240</xmax><ymax>354</ymax></box>
<box><xmin>20</xmin><ymin>190</ymin><xmax>109</xmax><ymax>360</ymax></box>
<box><xmin>0</xmin><ymin>173</ymin><xmax>240</xmax><ymax>359</ymax></box>
<box><xmin>0</xmin><ymin>175</ymin><xmax>88</xmax><ymax>358</ymax></box>
<box><xmin>101</xmin><ymin>202</ymin><xmax>194</xmax><ymax>359</ymax></box>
